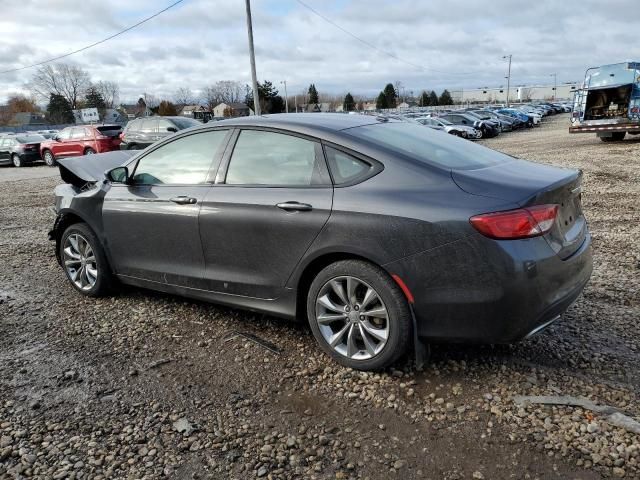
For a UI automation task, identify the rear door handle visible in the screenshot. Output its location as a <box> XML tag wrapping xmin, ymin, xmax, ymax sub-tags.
<box><xmin>170</xmin><ymin>196</ymin><xmax>197</xmax><ymax>205</ymax></box>
<box><xmin>276</xmin><ymin>201</ymin><xmax>313</xmax><ymax>212</ymax></box>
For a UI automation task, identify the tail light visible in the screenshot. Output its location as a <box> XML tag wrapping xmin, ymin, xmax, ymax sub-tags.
<box><xmin>470</xmin><ymin>204</ymin><xmax>559</xmax><ymax>240</ymax></box>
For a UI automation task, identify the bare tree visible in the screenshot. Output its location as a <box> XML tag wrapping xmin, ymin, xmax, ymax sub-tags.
<box><xmin>173</xmin><ymin>87</ymin><xmax>195</xmax><ymax>108</ymax></box>
<box><xmin>95</xmin><ymin>80</ymin><xmax>120</xmax><ymax>108</ymax></box>
<box><xmin>202</xmin><ymin>85</ymin><xmax>222</xmax><ymax>113</ymax></box>
<box><xmin>202</xmin><ymin>81</ymin><xmax>243</xmax><ymax>111</ymax></box>
<box><xmin>30</xmin><ymin>63</ymin><xmax>91</xmax><ymax>109</ymax></box>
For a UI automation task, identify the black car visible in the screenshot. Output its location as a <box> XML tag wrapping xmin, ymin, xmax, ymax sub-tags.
<box><xmin>49</xmin><ymin>114</ymin><xmax>592</xmax><ymax>371</ymax></box>
<box><xmin>120</xmin><ymin>116</ymin><xmax>201</xmax><ymax>150</ymax></box>
<box><xmin>0</xmin><ymin>134</ymin><xmax>46</xmax><ymax>167</ymax></box>
<box><xmin>439</xmin><ymin>112</ymin><xmax>500</xmax><ymax>138</ymax></box>
<box><xmin>471</xmin><ymin>110</ymin><xmax>516</xmax><ymax>131</ymax></box>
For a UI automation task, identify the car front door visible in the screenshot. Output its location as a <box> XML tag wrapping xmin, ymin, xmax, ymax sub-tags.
<box><xmin>68</xmin><ymin>127</ymin><xmax>86</xmax><ymax>156</ymax></box>
<box><xmin>198</xmin><ymin>128</ymin><xmax>333</xmax><ymax>299</ymax></box>
<box><xmin>51</xmin><ymin>128</ymin><xmax>72</xmax><ymax>157</ymax></box>
<box><xmin>102</xmin><ymin>129</ymin><xmax>231</xmax><ymax>287</ymax></box>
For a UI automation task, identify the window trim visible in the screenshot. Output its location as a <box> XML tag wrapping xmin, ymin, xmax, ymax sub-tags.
<box><xmin>320</xmin><ymin>141</ymin><xmax>384</xmax><ymax>187</ymax></box>
<box><xmin>214</xmin><ymin>127</ymin><xmax>332</xmax><ymax>189</ymax></box>
<box><xmin>127</xmin><ymin>128</ymin><xmax>233</xmax><ymax>187</ymax></box>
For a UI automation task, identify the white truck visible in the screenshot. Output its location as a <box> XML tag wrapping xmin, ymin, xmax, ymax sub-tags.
<box><xmin>570</xmin><ymin>62</ymin><xmax>640</xmax><ymax>142</ymax></box>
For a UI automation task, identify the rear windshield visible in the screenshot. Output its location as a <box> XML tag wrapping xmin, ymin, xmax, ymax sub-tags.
<box><xmin>346</xmin><ymin>122</ymin><xmax>512</xmax><ymax>170</ymax></box>
<box><xmin>96</xmin><ymin>126</ymin><xmax>122</xmax><ymax>137</ymax></box>
<box><xmin>16</xmin><ymin>135</ymin><xmax>46</xmax><ymax>143</ymax></box>
<box><xmin>171</xmin><ymin>117</ymin><xmax>201</xmax><ymax>129</ymax></box>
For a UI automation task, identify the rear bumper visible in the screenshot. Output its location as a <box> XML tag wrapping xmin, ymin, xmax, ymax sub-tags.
<box><xmin>384</xmin><ymin>231</ymin><xmax>593</xmax><ymax>343</ymax></box>
<box><xmin>569</xmin><ymin>123</ymin><xmax>640</xmax><ymax>134</ymax></box>
<box><xmin>18</xmin><ymin>152</ymin><xmax>41</xmax><ymax>162</ymax></box>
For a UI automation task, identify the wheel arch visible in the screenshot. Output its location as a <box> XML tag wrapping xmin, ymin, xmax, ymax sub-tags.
<box><xmin>51</xmin><ymin>211</ymin><xmax>100</xmax><ymax>265</ymax></box>
<box><xmin>292</xmin><ymin>251</ymin><xmax>389</xmax><ymax>324</ymax></box>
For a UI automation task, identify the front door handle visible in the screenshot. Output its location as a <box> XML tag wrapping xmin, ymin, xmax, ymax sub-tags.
<box><xmin>170</xmin><ymin>196</ymin><xmax>197</xmax><ymax>205</ymax></box>
<box><xmin>276</xmin><ymin>201</ymin><xmax>313</xmax><ymax>212</ymax></box>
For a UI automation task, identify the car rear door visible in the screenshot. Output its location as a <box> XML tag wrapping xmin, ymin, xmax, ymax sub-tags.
<box><xmin>67</xmin><ymin>128</ymin><xmax>86</xmax><ymax>156</ymax></box>
<box><xmin>198</xmin><ymin>128</ymin><xmax>333</xmax><ymax>299</ymax></box>
<box><xmin>102</xmin><ymin>129</ymin><xmax>231</xmax><ymax>288</ymax></box>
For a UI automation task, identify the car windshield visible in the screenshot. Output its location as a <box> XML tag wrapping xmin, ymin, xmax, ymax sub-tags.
<box><xmin>346</xmin><ymin>122</ymin><xmax>512</xmax><ymax>170</ymax></box>
<box><xmin>16</xmin><ymin>135</ymin><xmax>46</xmax><ymax>143</ymax></box>
<box><xmin>438</xmin><ymin>118</ymin><xmax>453</xmax><ymax>125</ymax></box>
<box><xmin>171</xmin><ymin>117</ymin><xmax>201</xmax><ymax>129</ymax></box>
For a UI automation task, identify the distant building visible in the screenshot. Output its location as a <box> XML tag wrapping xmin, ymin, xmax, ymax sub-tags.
<box><xmin>12</xmin><ymin>112</ymin><xmax>45</xmax><ymax>126</ymax></box>
<box><xmin>454</xmin><ymin>82</ymin><xmax>581</xmax><ymax>103</ymax></box>
<box><xmin>213</xmin><ymin>102</ymin><xmax>251</xmax><ymax>117</ymax></box>
<box><xmin>180</xmin><ymin>105</ymin><xmax>212</xmax><ymax>121</ymax></box>
<box><xmin>363</xmin><ymin>102</ymin><xmax>377</xmax><ymax>111</ymax></box>
<box><xmin>302</xmin><ymin>102</ymin><xmax>333</xmax><ymax>113</ymax></box>
<box><xmin>397</xmin><ymin>102</ymin><xmax>411</xmax><ymax>109</ymax></box>
<box><xmin>118</xmin><ymin>101</ymin><xmax>152</xmax><ymax>119</ymax></box>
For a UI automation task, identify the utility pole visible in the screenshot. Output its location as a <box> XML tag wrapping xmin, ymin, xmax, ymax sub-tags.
<box><xmin>550</xmin><ymin>73</ymin><xmax>557</xmax><ymax>100</ymax></box>
<box><xmin>281</xmin><ymin>80</ymin><xmax>289</xmax><ymax>113</ymax></box>
<box><xmin>245</xmin><ymin>0</ymin><xmax>261</xmax><ymax>115</ymax></box>
<box><xmin>503</xmin><ymin>54</ymin><xmax>512</xmax><ymax>107</ymax></box>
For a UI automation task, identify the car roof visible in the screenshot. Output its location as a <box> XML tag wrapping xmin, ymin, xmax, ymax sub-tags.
<box><xmin>209</xmin><ymin>113</ymin><xmax>386</xmax><ymax>134</ymax></box>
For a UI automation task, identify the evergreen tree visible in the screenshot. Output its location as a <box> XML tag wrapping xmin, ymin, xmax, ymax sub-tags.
<box><xmin>429</xmin><ymin>90</ymin><xmax>438</xmax><ymax>106</ymax></box>
<box><xmin>244</xmin><ymin>81</ymin><xmax>281</xmax><ymax>113</ymax></box>
<box><xmin>420</xmin><ymin>91</ymin><xmax>430</xmax><ymax>106</ymax></box>
<box><xmin>375</xmin><ymin>92</ymin><xmax>387</xmax><ymax>110</ymax></box>
<box><xmin>85</xmin><ymin>86</ymin><xmax>106</xmax><ymax>111</ymax></box>
<box><xmin>343</xmin><ymin>92</ymin><xmax>355</xmax><ymax>112</ymax></box>
<box><xmin>383</xmin><ymin>83</ymin><xmax>397</xmax><ymax>108</ymax></box>
<box><xmin>308</xmin><ymin>83</ymin><xmax>319</xmax><ymax>104</ymax></box>
<box><xmin>157</xmin><ymin>100</ymin><xmax>178</xmax><ymax>116</ymax></box>
<box><xmin>46</xmin><ymin>93</ymin><xmax>74</xmax><ymax>124</ymax></box>
<box><xmin>439</xmin><ymin>89</ymin><xmax>453</xmax><ymax>105</ymax></box>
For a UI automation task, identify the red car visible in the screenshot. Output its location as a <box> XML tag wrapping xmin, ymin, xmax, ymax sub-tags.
<box><xmin>41</xmin><ymin>125</ymin><xmax>122</xmax><ymax>166</ymax></box>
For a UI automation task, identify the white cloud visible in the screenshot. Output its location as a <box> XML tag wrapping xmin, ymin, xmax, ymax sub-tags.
<box><xmin>0</xmin><ymin>0</ymin><xmax>637</xmax><ymax>103</ymax></box>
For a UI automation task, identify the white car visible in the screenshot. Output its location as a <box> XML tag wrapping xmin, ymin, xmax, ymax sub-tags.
<box><xmin>415</xmin><ymin>116</ymin><xmax>481</xmax><ymax>139</ymax></box>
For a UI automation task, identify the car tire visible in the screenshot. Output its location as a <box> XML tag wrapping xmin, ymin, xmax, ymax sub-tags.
<box><xmin>601</xmin><ymin>132</ymin><xmax>626</xmax><ymax>142</ymax></box>
<box><xmin>306</xmin><ymin>260</ymin><xmax>412</xmax><ymax>371</ymax></box>
<box><xmin>11</xmin><ymin>154</ymin><xmax>23</xmax><ymax>168</ymax></box>
<box><xmin>84</xmin><ymin>148</ymin><xmax>96</xmax><ymax>155</ymax></box>
<box><xmin>43</xmin><ymin>150</ymin><xmax>56</xmax><ymax>167</ymax></box>
<box><xmin>60</xmin><ymin>223</ymin><xmax>114</xmax><ymax>297</ymax></box>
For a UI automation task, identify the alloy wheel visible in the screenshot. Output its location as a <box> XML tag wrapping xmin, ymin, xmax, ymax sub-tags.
<box><xmin>315</xmin><ymin>276</ymin><xmax>389</xmax><ymax>360</ymax></box>
<box><xmin>63</xmin><ymin>233</ymin><xmax>98</xmax><ymax>291</ymax></box>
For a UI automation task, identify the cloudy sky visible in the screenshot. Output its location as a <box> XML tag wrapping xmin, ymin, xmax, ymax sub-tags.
<box><xmin>0</xmin><ymin>0</ymin><xmax>637</xmax><ymax>103</ymax></box>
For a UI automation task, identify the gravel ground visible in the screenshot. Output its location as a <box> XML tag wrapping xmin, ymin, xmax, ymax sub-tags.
<box><xmin>0</xmin><ymin>114</ymin><xmax>638</xmax><ymax>479</ymax></box>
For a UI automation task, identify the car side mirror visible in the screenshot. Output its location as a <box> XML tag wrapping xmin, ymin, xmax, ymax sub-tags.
<box><xmin>106</xmin><ymin>166</ymin><xmax>129</xmax><ymax>184</ymax></box>
<box><xmin>53</xmin><ymin>135</ymin><xmax>60</xmax><ymax>141</ymax></box>
<box><xmin>166</xmin><ymin>127</ymin><xmax>178</xmax><ymax>133</ymax></box>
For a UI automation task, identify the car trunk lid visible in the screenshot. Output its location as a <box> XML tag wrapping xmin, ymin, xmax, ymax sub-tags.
<box><xmin>452</xmin><ymin>159</ymin><xmax>586</xmax><ymax>259</ymax></box>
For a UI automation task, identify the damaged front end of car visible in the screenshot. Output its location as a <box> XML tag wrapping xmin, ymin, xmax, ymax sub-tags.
<box><xmin>48</xmin><ymin>151</ymin><xmax>137</xmax><ymax>265</ymax></box>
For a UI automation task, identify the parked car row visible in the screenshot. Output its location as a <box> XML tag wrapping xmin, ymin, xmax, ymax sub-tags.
<box><xmin>386</xmin><ymin>101</ymin><xmax>572</xmax><ymax>141</ymax></box>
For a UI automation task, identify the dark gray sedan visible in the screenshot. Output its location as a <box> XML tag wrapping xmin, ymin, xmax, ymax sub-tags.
<box><xmin>50</xmin><ymin>114</ymin><xmax>592</xmax><ymax>371</ymax></box>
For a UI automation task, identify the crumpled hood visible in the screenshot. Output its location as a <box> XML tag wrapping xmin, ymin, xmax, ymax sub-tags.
<box><xmin>58</xmin><ymin>150</ymin><xmax>136</xmax><ymax>188</ymax></box>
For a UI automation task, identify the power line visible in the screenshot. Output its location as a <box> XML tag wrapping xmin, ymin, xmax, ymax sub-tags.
<box><xmin>295</xmin><ymin>0</ymin><xmax>483</xmax><ymax>77</ymax></box>
<box><xmin>0</xmin><ymin>0</ymin><xmax>185</xmax><ymax>74</ymax></box>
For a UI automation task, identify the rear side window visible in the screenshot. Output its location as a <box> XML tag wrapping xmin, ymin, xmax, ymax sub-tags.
<box><xmin>324</xmin><ymin>146</ymin><xmax>372</xmax><ymax>185</ymax></box>
<box><xmin>139</xmin><ymin>119</ymin><xmax>156</xmax><ymax>133</ymax></box>
<box><xmin>225</xmin><ymin>130</ymin><xmax>327</xmax><ymax>186</ymax></box>
<box><xmin>132</xmin><ymin>130</ymin><xmax>227</xmax><ymax>185</ymax></box>
<box><xmin>347</xmin><ymin>122</ymin><xmax>511</xmax><ymax>171</ymax></box>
